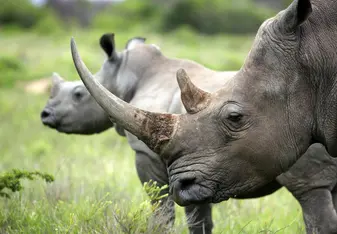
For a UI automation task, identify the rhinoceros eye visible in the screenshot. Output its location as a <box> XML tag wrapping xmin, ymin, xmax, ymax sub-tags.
<box><xmin>72</xmin><ymin>87</ymin><xmax>86</xmax><ymax>102</ymax></box>
<box><xmin>74</xmin><ymin>91</ymin><xmax>82</xmax><ymax>99</ymax></box>
<box><xmin>227</xmin><ymin>112</ymin><xmax>242</xmax><ymax>123</ymax></box>
<box><xmin>221</xmin><ymin>103</ymin><xmax>247</xmax><ymax>131</ymax></box>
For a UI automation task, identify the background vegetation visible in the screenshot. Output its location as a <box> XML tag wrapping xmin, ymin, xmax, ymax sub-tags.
<box><xmin>1</xmin><ymin>0</ymin><xmax>305</xmax><ymax>233</ymax></box>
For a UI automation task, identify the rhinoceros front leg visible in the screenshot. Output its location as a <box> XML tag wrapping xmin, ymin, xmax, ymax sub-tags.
<box><xmin>184</xmin><ymin>203</ymin><xmax>213</xmax><ymax>234</ymax></box>
<box><xmin>135</xmin><ymin>151</ymin><xmax>213</xmax><ymax>234</ymax></box>
<box><xmin>135</xmin><ymin>151</ymin><xmax>175</xmax><ymax>228</ymax></box>
<box><xmin>277</xmin><ymin>143</ymin><xmax>337</xmax><ymax>234</ymax></box>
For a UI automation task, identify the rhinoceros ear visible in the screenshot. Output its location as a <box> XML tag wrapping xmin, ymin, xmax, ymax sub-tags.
<box><xmin>176</xmin><ymin>69</ymin><xmax>211</xmax><ymax>114</ymax></box>
<box><xmin>279</xmin><ymin>0</ymin><xmax>312</xmax><ymax>33</ymax></box>
<box><xmin>125</xmin><ymin>37</ymin><xmax>146</xmax><ymax>50</ymax></box>
<box><xmin>51</xmin><ymin>72</ymin><xmax>64</xmax><ymax>85</ymax></box>
<box><xmin>99</xmin><ymin>33</ymin><xmax>118</xmax><ymax>60</ymax></box>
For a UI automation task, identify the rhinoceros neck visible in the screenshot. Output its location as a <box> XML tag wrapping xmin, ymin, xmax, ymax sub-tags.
<box><xmin>297</xmin><ymin>1</ymin><xmax>337</xmax><ymax>156</ymax></box>
<box><xmin>106</xmin><ymin>52</ymin><xmax>142</xmax><ymax>103</ymax></box>
<box><xmin>300</xmin><ymin>1</ymin><xmax>337</xmax><ymax>82</ymax></box>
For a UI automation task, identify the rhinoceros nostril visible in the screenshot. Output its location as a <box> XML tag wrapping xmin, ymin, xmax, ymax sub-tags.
<box><xmin>41</xmin><ymin>109</ymin><xmax>51</xmax><ymax>119</ymax></box>
<box><xmin>179</xmin><ymin>176</ymin><xmax>196</xmax><ymax>190</ymax></box>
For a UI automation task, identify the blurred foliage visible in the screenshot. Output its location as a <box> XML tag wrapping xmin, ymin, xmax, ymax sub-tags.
<box><xmin>92</xmin><ymin>0</ymin><xmax>277</xmax><ymax>34</ymax></box>
<box><xmin>0</xmin><ymin>0</ymin><xmax>45</xmax><ymax>29</ymax></box>
<box><xmin>92</xmin><ymin>1</ymin><xmax>160</xmax><ymax>31</ymax></box>
<box><xmin>0</xmin><ymin>169</ymin><xmax>54</xmax><ymax>198</ymax></box>
<box><xmin>33</xmin><ymin>11</ymin><xmax>65</xmax><ymax>35</ymax></box>
<box><xmin>0</xmin><ymin>0</ymin><xmax>65</xmax><ymax>34</ymax></box>
<box><xmin>160</xmin><ymin>0</ymin><xmax>276</xmax><ymax>34</ymax></box>
<box><xmin>0</xmin><ymin>56</ymin><xmax>27</xmax><ymax>87</ymax></box>
<box><xmin>0</xmin><ymin>0</ymin><xmax>281</xmax><ymax>35</ymax></box>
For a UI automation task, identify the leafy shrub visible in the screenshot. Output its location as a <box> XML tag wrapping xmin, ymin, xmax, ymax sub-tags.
<box><xmin>161</xmin><ymin>0</ymin><xmax>276</xmax><ymax>34</ymax></box>
<box><xmin>92</xmin><ymin>0</ymin><xmax>160</xmax><ymax>31</ymax></box>
<box><xmin>143</xmin><ymin>180</ymin><xmax>168</xmax><ymax>205</ymax></box>
<box><xmin>0</xmin><ymin>169</ymin><xmax>54</xmax><ymax>198</ymax></box>
<box><xmin>110</xmin><ymin>181</ymin><xmax>171</xmax><ymax>233</ymax></box>
<box><xmin>0</xmin><ymin>0</ymin><xmax>45</xmax><ymax>29</ymax></box>
<box><xmin>0</xmin><ymin>56</ymin><xmax>27</xmax><ymax>87</ymax></box>
<box><xmin>33</xmin><ymin>11</ymin><xmax>65</xmax><ymax>35</ymax></box>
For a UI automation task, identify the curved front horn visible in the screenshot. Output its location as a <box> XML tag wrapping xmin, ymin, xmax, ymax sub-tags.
<box><xmin>177</xmin><ymin>69</ymin><xmax>211</xmax><ymax>114</ymax></box>
<box><xmin>70</xmin><ymin>38</ymin><xmax>176</xmax><ymax>153</ymax></box>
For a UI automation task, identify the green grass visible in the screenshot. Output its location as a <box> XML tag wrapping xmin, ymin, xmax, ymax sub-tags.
<box><xmin>0</xmin><ymin>28</ymin><xmax>304</xmax><ymax>233</ymax></box>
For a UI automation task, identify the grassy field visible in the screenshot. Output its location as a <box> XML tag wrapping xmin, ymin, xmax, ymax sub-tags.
<box><xmin>0</xmin><ymin>28</ymin><xmax>305</xmax><ymax>233</ymax></box>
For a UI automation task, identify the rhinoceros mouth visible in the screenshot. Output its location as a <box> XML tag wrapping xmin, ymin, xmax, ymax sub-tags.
<box><xmin>211</xmin><ymin>191</ymin><xmax>230</xmax><ymax>203</ymax></box>
<box><xmin>169</xmin><ymin>175</ymin><xmax>215</xmax><ymax>206</ymax></box>
<box><xmin>171</xmin><ymin>184</ymin><xmax>213</xmax><ymax>206</ymax></box>
<box><xmin>41</xmin><ymin>108</ymin><xmax>59</xmax><ymax>129</ymax></box>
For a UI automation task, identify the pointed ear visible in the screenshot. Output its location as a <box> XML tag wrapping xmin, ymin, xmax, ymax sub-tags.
<box><xmin>51</xmin><ymin>72</ymin><xmax>64</xmax><ymax>85</ymax></box>
<box><xmin>99</xmin><ymin>33</ymin><xmax>118</xmax><ymax>60</ymax></box>
<box><xmin>176</xmin><ymin>69</ymin><xmax>211</xmax><ymax>114</ymax></box>
<box><xmin>50</xmin><ymin>72</ymin><xmax>64</xmax><ymax>97</ymax></box>
<box><xmin>125</xmin><ymin>37</ymin><xmax>146</xmax><ymax>50</ymax></box>
<box><xmin>151</xmin><ymin>44</ymin><xmax>161</xmax><ymax>50</ymax></box>
<box><xmin>279</xmin><ymin>0</ymin><xmax>312</xmax><ymax>33</ymax></box>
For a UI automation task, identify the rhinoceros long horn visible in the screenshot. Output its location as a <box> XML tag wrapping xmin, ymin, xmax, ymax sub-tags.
<box><xmin>176</xmin><ymin>69</ymin><xmax>211</xmax><ymax>114</ymax></box>
<box><xmin>70</xmin><ymin>38</ymin><xmax>177</xmax><ymax>153</ymax></box>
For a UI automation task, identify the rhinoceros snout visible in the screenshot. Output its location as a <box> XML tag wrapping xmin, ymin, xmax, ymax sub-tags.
<box><xmin>41</xmin><ymin>108</ymin><xmax>57</xmax><ymax>128</ymax></box>
<box><xmin>41</xmin><ymin>109</ymin><xmax>51</xmax><ymax>119</ymax></box>
<box><xmin>170</xmin><ymin>174</ymin><xmax>213</xmax><ymax>206</ymax></box>
<box><xmin>170</xmin><ymin>175</ymin><xmax>196</xmax><ymax>193</ymax></box>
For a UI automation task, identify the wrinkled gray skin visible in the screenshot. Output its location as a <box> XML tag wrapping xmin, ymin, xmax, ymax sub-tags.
<box><xmin>69</xmin><ymin>0</ymin><xmax>337</xmax><ymax>232</ymax></box>
<box><xmin>277</xmin><ymin>143</ymin><xmax>337</xmax><ymax>234</ymax></box>
<box><xmin>43</xmin><ymin>35</ymin><xmax>282</xmax><ymax>234</ymax></box>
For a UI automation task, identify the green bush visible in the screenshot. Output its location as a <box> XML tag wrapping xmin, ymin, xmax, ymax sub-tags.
<box><xmin>33</xmin><ymin>11</ymin><xmax>65</xmax><ymax>35</ymax></box>
<box><xmin>0</xmin><ymin>169</ymin><xmax>54</xmax><ymax>198</ymax></box>
<box><xmin>0</xmin><ymin>0</ymin><xmax>45</xmax><ymax>29</ymax></box>
<box><xmin>0</xmin><ymin>56</ymin><xmax>27</xmax><ymax>87</ymax></box>
<box><xmin>92</xmin><ymin>1</ymin><xmax>159</xmax><ymax>31</ymax></box>
<box><xmin>92</xmin><ymin>0</ymin><xmax>277</xmax><ymax>35</ymax></box>
<box><xmin>161</xmin><ymin>0</ymin><xmax>276</xmax><ymax>34</ymax></box>
<box><xmin>109</xmin><ymin>181</ymin><xmax>170</xmax><ymax>233</ymax></box>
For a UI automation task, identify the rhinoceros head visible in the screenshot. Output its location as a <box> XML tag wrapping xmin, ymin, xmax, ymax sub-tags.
<box><xmin>40</xmin><ymin>72</ymin><xmax>114</xmax><ymax>134</ymax></box>
<box><xmin>41</xmin><ymin>33</ymin><xmax>158</xmax><ymax>135</ymax></box>
<box><xmin>70</xmin><ymin>0</ymin><xmax>319</xmax><ymax>206</ymax></box>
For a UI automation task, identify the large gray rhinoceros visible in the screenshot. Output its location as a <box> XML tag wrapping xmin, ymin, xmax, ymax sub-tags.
<box><xmin>43</xmin><ymin>34</ymin><xmax>282</xmax><ymax>233</ymax></box>
<box><xmin>69</xmin><ymin>0</ymin><xmax>337</xmax><ymax>233</ymax></box>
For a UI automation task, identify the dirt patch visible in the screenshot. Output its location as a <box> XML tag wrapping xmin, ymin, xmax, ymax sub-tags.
<box><xmin>16</xmin><ymin>77</ymin><xmax>51</xmax><ymax>95</ymax></box>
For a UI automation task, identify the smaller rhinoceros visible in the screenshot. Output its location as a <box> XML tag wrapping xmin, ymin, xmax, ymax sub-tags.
<box><xmin>41</xmin><ymin>71</ymin><xmax>117</xmax><ymax>135</ymax></box>
<box><xmin>42</xmin><ymin>34</ymin><xmax>281</xmax><ymax>234</ymax></box>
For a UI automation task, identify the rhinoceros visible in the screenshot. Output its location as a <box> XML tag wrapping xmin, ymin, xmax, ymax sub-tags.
<box><xmin>69</xmin><ymin>0</ymin><xmax>337</xmax><ymax>233</ymax></box>
<box><xmin>42</xmin><ymin>34</ymin><xmax>249</xmax><ymax>233</ymax></box>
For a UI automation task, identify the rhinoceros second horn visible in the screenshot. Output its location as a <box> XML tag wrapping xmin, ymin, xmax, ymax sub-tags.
<box><xmin>176</xmin><ymin>68</ymin><xmax>211</xmax><ymax>114</ymax></box>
